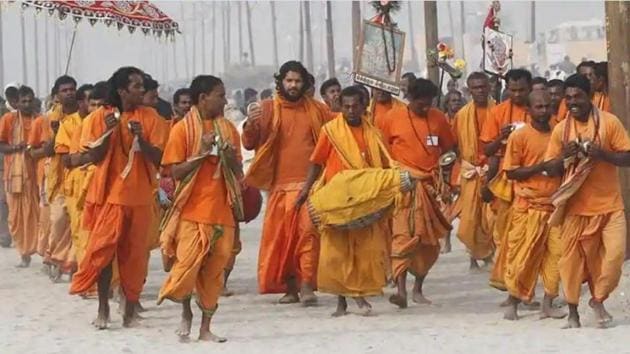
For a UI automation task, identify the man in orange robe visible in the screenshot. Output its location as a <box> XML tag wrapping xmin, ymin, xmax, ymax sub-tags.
<box><xmin>42</xmin><ymin>76</ymin><xmax>80</xmax><ymax>281</ymax></box>
<box><xmin>545</xmin><ymin>74</ymin><xmax>630</xmax><ymax>329</ymax></box>
<box><xmin>69</xmin><ymin>67</ymin><xmax>167</xmax><ymax>329</ymax></box>
<box><xmin>381</xmin><ymin>78</ymin><xmax>454</xmax><ymax>308</ymax></box>
<box><xmin>501</xmin><ymin>90</ymin><xmax>565</xmax><ymax>321</ymax></box>
<box><xmin>556</xmin><ymin>61</ymin><xmax>611</xmax><ymax>122</ymax></box>
<box><xmin>0</xmin><ymin>86</ymin><xmax>40</xmax><ymax>267</ymax></box>
<box><xmin>480</xmin><ymin>69</ymin><xmax>531</xmax><ymax>295</ymax></box>
<box><xmin>28</xmin><ymin>103</ymin><xmax>54</xmax><ymax>269</ymax></box>
<box><xmin>370</xmin><ymin>88</ymin><xmax>406</xmax><ymax>130</ymax></box>
<box><xmin>592</xmin><ymin>61</ymin><xmax>610</xmax><ymax>112</ymax></box>
<box><xmin>319</xmin><ymin>78</ymin><xmax>341</xmax><ymax>113</ymax></box>
<box><xmin>54</xmin><ymin>82</ymin><xmax>93</xmax><ymax>280</ymax></box>
<box><xmin>242</xmin><ymin>61</ymin><xmax>333</xmax><ymax>305</ymax></box>
<box><xmin>452</xmin><ymin>72</ymin><xmax>495</xmax><ymax>270</ymax></box>
<box><xmin>159</xmin><ymin>75</ymin><xmax>241</xmax><ymax>342</ymax></box>
<box><xmin>297</xmin><ymin>86</ymin><xmax>394</xmax><ymax>316</ymax></box>
<box><xmin>547</xmin><ymin>79</ymin><xmax>565</xmax><ymax>127</ymax></box>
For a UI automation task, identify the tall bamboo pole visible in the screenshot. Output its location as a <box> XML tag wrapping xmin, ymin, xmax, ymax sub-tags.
<box><xmin>304</xmin><ymin>1</ymin><xmax>314</xmax><ymax>72</ymax></box>
<box><xmin>0</xmin><ymin>5</ymin><xmax>4</xmax><ymax>89</ymax></box>
<box><xmin>605</xmin><ymin>1</ymin><xmax>630</xmax><ymax>257</ymax></box>
<box><xmin>270</xmin><ymin>1</ymin><xmax>279</xmax><ymax>68</ymax></box>
<box><xmin>246</xmin><ymin>2</ymin><xmax>256</xmax><ymax>67</ymax></box>
<box><xmin>407</xmin><ymin>1</ymin><xmax>419</xmax><ymax>72</ymax></box>
<box><xmin>325</xmin><ymin>1</ymin><xmax>335</xmax><ymax>78</ymax></box>
<box><xmin>33</xmin><ymin>13</ymin><xmax>40</xmax><ymax>95</ymax></box>
<box><xmin>238</xmin><ymin>2</ymin><xmax>243</xmax><ymax>64</ymax></box>
<box><xmin>424</xmin><ymin>1</ymin><xmax>439</xmax><ymax>84</ymax></box>
<box><xmin>351</xmin><ymin>1</ymin><xmax>361</xmax><ymax>69</ymax></box>
<box><xmin>20</xmin><ymin>11</ymin><xmax>27</xmax><ymax>84</ymax></box>
<box><xmin>299</xmin><ymin>3</ymin><xmax>304</xmax><ymax>63</ymax></box>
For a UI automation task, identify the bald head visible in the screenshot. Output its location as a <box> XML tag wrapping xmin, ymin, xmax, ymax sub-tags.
<box><xmin>528</xmin><ymin>90</ymin><xmax>552</xmax><ymax>124</ymax></box>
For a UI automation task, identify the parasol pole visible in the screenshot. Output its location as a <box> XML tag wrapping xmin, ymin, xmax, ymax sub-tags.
<box><xmin>64</xmin><ymin>24</ymin><xmax>78</xmax><ymax>75</ymax></box>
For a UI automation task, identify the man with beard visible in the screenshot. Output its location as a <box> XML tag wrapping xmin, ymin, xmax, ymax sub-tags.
<box><xmin>382</xmin><ymin>78</ymin><xmax>454</xmax><ymax>308</ymax></box>
<box><xmin>243</xmin><ymin>60</ymin><xmax>333</xmax><ymax>305</ymax></box>
<box><xmin>70</xmin><ymin>67</ymin><xmax>167</xmax><ymax>329</ymax></box>
<box><xmin>319</xmin><ymin>78</ymin><xmax>341</xmax><ymax>112</ymax></box>
<box><xmin>480</xmin><ymin>69</ymin><xmax>531</xmax><ymax>297</ymax></box>
<box><xmin>297</xmin><ymin>85</ymin><xmax>394</xmax><ymax>316</ymax></box>
<box><xmin>0</xmin><ymin>86</ymin><xmax>41</xmax><ymax>267</ymax></box>
<box><xmin>545</xmin><ymin>74</ymin><xmax>630</xmax><ymax>329</ymax></box>
<box><xmin>453</xmin><ymin>72</ymin><xmax>496</xmax><ymax>270</ymax></box>
<box><xmin>172</xmin><ymin>88</ymin><xmax>192</xmax><ymax>123</ymax></box>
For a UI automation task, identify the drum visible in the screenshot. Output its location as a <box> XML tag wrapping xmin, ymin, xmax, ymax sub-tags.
<box><xmin>241</xmin><ymin>185</ymin><xmax>263</xmax><ymax>223</ymax></box>
<box><xmin>307</xmin><ymin>168</ymin><xmax>413</xmax><ymax>231</ymax></box>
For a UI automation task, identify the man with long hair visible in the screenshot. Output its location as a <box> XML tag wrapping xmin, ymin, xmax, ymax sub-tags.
<box><xmin>243</xmin><ymin>60</ymin><xmax>333</xmax><ymax>305</ymax></box>
<box><xmin>70</xmin><ymin>67</ymin><xmax>167</xmax><ymax>329</ymax></box>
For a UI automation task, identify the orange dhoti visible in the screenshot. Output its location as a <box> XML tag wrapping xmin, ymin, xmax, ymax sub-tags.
<box><xmin>391</xmin><ymin>179</ymin><xmax>451</xmax><ymax>280</ymax></box>
<box><xmin>559</xmin><ymin>211</ymin><xmax>626</xmax><ymax>305</ymax></box>
<box><xmin>47</xmin><ymin>196</ymin><xmax>75</xmax><ymax>273</ymax></box>
<box><xmin>317</xmin><ymin>221</ymin><xmax>388</xmax><ymax>297</ymax></box>
<box><xmin>225</xmin><ymin>225</ymin><xmax>242</xmax><ymax>273</ymax></box>
<box><xmin>70</xmin><ymin>203</ymin><xmax>151</xmax><ymax>302</ymax></box>
<box><xmin>504</xmin><ymin>209</ymin><xmax>561</xmax><ymax>302</ymax></box>
<box><xmin>456</xmin><ymin>161</ymin><xmax>494</xmax><ymax>260</ymax></box>
<box><xmin>158</xmin><ymin>221</ymin><xmax>234</xmax><ymax>313</ymax></box>
<box><xmin>37</xmin><ymin>203</ymin><xmax>51</xmax><ymax>262</ymax></box>
<box><xmin>489</xmin><ymin>198</ymin><xmax>512</xmax><ymax>291</ymax></box>
<box><xmin>6</xmin><ymin>179</ymin><xmax>39</xmax><ymax>257</ymax></box>
<box><xmin>258</xmin><ymin>184</ymin><xmax>319</xmax><ymax>294</ymax></box>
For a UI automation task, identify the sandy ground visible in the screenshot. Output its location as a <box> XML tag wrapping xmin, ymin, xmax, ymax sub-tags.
<box><xmin>2</xmin><ymin>217</ymin><xmax>630</xmax><ymax>354</ymax></box>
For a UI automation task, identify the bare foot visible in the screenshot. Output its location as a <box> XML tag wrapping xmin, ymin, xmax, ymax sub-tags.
<box><xmin>412</xmin><ymin>292</ymin><xmax>432</xmax><ymax>305</ymax></box>
<box><xmin>92</xmin><ymin>304</ymin><xmax>110</xmax><ymax>330</ymax></box>
<box><xmin>278</xmin><ymin>293</ymin><xmax>299</xmax><ymax>304</ymax></box>
<box><xmin>481</xmin><ymin>257</ymin><xmax>494</xmax><ymax>271</ymax></box>
<box><xmin>354</xmin><ymin>297</ymin><xmax>373</xmax><ymax>316</ymax></box>
<box><xmin>332</xmin><ymin>296</ymin><xmax>348</xmax><ymax>317</ymax></box>
<box><xmin>389</xmin><ymin>294</ymin><xmax>408</xmax><ymax>309</ymax></box>
<box><xmin>135</xmin><ymin>301</ymin><xmax>147</xmax><ymax>313</ymax></box>
<box><xmin>300</xmin><ymin>284</ymin><xmax>317</xmax><ymax>307</ymax></box>
<box><xmin>221</xmin><ymin>287</ymin><xmax>234</xmax><ymax>297</ymax></box>
<box><xmin>176</xmin><ymin>314</ymin><xmax>193</xmax><ymax>338</ymax></box>
<box><xmin>589</xmin><ymin>299</ymin><xmax>612</xmax><ymax>327</ymax></box>
<box><xmin>15</xmin><ymin>255</ymin><xmax>31</xmax><ymax>268</ymax></box>
<box><xmin>199</xmin><ymin>330</ymin><xmax>227</xmax><ymax>343</ymax></box>
<box><xmin>40</xmin><ymin>264</ymin><xmax>51</xmax><ymax>276</ymax></box>
<box><xmin>469</xmin><ymin>259</ymin><xmax>481</xmax><ymax>273</ymax></box>
<box><xmin>540</xmin><ymin>307</ymin><xmax>567</xmax><ymax>320</ymax></box>
<box><xmin>441</xmin><ymin>238</ymin><xmax>452</xmax><ymax>254</ymax></box>
<box><xmin>503</xmin><ymin>306</ymin><xmax>519</xmax><ymax>321</ymax></box>
<box><xmin>49</xmin><ymin>265</ymin><xmax>62</xmax><ymax>283</ymax></box>
<box><xmin>123</xmin><ymin>301</ymin><xmax>143</xmax><ymax>328</ymax></box>
<box><xmin>562</xmin><ymin>314</ymin><xmax>581</xmax><ymax>329</ymax></box>
<box><xmin>499</xmin><ymin>296</ymin><xmax>511</xmax><ymax>307</ymax></box>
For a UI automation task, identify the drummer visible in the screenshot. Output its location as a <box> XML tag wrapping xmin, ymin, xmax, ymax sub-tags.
<box><xmin>296</xmin><ymin>85</ymin><xmax>394</xmax><ymax>317</ymax></box>
<box><xmin>380</xmin><ymin>78</ymin><xmax>455</xmax><ymax>309</ymax></box>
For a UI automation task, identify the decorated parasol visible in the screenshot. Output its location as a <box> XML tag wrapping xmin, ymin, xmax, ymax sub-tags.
<box><xmin>14</xmin><ymin>0</ymin><xmax>179</xmax><ymax>73</ymax></box>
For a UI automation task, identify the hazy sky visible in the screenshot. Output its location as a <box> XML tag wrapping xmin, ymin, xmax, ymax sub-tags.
<box><xmin>0</xmin><ymin>1</ymin><xmax>605</xmax><ymax>95</ymax></box>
